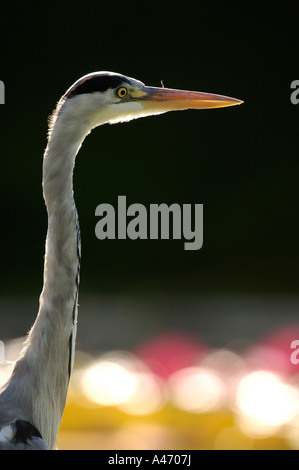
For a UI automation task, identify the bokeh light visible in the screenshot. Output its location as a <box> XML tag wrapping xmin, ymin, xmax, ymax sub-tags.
<box><xmin>119</xmin><ymin>372</ymin><xmax>166</xmax><ymax>415</ymax></box>
<box><xmin>2</xmin><ymin>327</ymin><xmax>299</xmax><ymax>449</ymax></box>
<box><xmin>169</xmin><ymin>366</ymin><xmax>225</xmax><ymax>413</ymax></box>
<box><xmin>81</xmin><ymin>353</ymin><xmax>139</xmax><ymax>406</ymax></box>
<box><xmin>235</xmin><ymin>371</ymin><xmax>299</xmax><ymax>437</ymax></box>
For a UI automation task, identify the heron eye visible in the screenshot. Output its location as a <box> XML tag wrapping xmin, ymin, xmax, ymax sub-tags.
<box><xmin>116</xmin><ymin>87</ymin><xmax>128</xmax><ymax>99</ymax></box>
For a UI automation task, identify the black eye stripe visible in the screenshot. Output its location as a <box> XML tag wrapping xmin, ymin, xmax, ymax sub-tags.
<box><xmin>66</xmin><ymin>74</ymin><xmax>131</xmax><ymax>98</ymax></box>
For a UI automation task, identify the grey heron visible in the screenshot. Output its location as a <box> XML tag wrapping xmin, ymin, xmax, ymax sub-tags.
<box><xmin>0</xmin><ymin>72</ymin><xmax>242</xmax><ymax>449</ymax></box>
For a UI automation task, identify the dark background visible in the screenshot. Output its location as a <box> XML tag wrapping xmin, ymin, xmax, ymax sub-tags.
<box><xmin>0</xmin><ymin>3</ymin><xmax>298</xmax><ymax>300</ymax></box>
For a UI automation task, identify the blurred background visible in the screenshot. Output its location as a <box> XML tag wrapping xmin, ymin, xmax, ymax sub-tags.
<box><xmin>0</xmin><ymin>2</ymin><xmax>298</xmax><ymax>450</ymax></box>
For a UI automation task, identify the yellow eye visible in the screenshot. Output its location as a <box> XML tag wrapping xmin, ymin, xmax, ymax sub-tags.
<box><xmin>116</xmin><ymin>87</ymin><xmax>128</xmax><ymax>98</ymax></box>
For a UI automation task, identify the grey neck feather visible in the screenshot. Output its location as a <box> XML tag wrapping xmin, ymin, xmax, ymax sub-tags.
<box><xmin>0</xmin><ymin>100</ymin><xmax>89</xmax><ymax>449</ymax></box>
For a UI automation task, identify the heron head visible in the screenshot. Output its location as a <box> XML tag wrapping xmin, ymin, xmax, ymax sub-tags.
<box><xmin>59</xmin><ymin>71</ymin><xmax>243</xmax><ymax>129</ymax></box>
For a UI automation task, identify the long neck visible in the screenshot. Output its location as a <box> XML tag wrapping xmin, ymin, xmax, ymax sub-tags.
<box><xmin>1</xmin><ymin>108</ymin><xmax>90</xmax><ymax>449</ymax></box>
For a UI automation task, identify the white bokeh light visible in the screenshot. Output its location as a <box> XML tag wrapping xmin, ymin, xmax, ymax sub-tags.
<box><xmin>235</xmin><ymin>370</ymin><xmax>299</xmax><ymax>436</ymax></box>
<box><xmin>82</xmin><ymin>359</ymin><xmax>138</xmax><ymax>406</ymax></box>
<box><xmin>169</xmin><ymin>366</ymin><xmax>225</xmax><ymax>413</ymax></box>
<box><xmin>120</xmin><ymin>372</ymin><xmax>166</xmax><ymax>415</ymax></box>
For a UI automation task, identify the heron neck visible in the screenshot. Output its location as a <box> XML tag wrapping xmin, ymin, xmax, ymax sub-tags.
<box><xmin>3</xmin><ymin>116</ymin><xmax>90</xmax><ymax>449</ymax></box>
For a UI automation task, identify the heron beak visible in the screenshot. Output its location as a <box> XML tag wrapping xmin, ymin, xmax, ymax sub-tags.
<box><xmin>138</xmin><ymin>86</ymin><xmax>243</xmax><ymax>111</ymax></box>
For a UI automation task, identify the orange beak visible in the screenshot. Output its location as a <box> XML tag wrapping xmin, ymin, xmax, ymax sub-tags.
<box><xmin>139</xmin><ymin>85</ymin><xmax>243</xmax><ymax>111</ymax></box>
